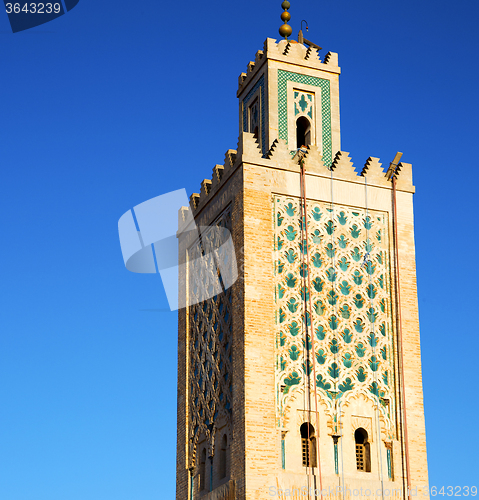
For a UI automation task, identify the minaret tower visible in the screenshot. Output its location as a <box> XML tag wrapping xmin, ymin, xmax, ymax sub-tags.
<box><xmin>176</xmin><ymin>4</ymin><xmax>429</xmax><ymax>499</ymax></box>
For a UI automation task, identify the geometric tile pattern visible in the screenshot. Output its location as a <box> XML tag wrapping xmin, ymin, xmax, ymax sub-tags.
<box><xmin>294</xmin><ymin>90</ymin><xmax>314</xmax><ymax>119</ymax></box>
<box><xmin>278</xmin><ymin>70</ymin><xmax>332</xmax><ymax>166</ymax></box>
<box><xmin>242</xmin><ymin>74</ymin><xmax>266</xmax><ymax>156</ymax></box>
<box><xmin>273</xmin><ymin>195</ymin><xmax>396</xmax><ymax>438</ymax></box>
<box><xmin>188</xmin><ymin>208</ymin><xmax>233</xmax><ymax>464</ymax></box>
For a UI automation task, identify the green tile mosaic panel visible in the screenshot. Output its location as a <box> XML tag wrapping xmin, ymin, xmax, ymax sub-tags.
<box><xmin>274</xmin><ymin>195</ymin><xmax>396</xmax><ymax>438</ymax></box>
<box><xmin>278</xmin><ymin>70</ymin><xmax>332</xmax><ymax>166</ymax></box>
<box><xmin>188</xmin><ymin>209</ymin><xmax>233</xmax><ymax>463</ymax></box>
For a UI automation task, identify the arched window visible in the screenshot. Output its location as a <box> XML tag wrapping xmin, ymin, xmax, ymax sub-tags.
<box><xmin>296</xmin><ymin>116</ymin><xmax>311</xmax><ymax>149</ymax></box>
<box><xmin>249</xmin><ymin>98</ymin><xmax>260</xmax><ymax>143</ymax></box>
<box><xmin>300</xmin><ymin>422</ymin><xmax>317</xmax><ymax>468</ymax></box>
<box><xmin>219</xmin><ymin>434</ymin><xmax>227</xmax><ymax>479</ymax></box>
<box><xmin>355</xmin><ymin>428</ymin><xmax>371</xmax><ymax>472</ymax></box>
<box><xmin>199</xmin><ymin>448</ymin><xmax>207</xmax><ymax>490</ymax></box>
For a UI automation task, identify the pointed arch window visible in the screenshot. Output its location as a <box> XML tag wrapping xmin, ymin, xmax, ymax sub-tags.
<box><xmin>355</xmin><ymin>428</ymin><xmax>371</xmax><ymax>472</ymax></box>
<box><xmin>296</xmin><ymin>116</ymin><xmax>311</xmax><ymax>149</ymax></box>
<box><xmin>300</xmin><ymin>422</ymin><xmax>317</xmax><ymax>468</ymax></box>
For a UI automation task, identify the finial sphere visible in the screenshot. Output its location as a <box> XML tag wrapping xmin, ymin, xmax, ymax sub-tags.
<box><xmin>279</xmin><ymin>23</ymin><xmax>293</xmax><ymax>38</ymax></box>
<box><xmin>281</xmin><ymin>0</ymin><xmax>290</xmax><ymax>10</ymax></box>
<box><xmin>281</xmin><ymin>11</ymin><xmax>291</xmax><ymax>22</ymax></box>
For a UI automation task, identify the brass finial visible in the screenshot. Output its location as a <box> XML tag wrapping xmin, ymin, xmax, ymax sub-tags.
<box><xmin>279</xmin><ymin>1</ymin><xmax>292</xmax><ymax>39</ymax></box>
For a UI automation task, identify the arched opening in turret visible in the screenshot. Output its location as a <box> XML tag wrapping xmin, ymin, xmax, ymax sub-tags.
<box><xmin>249</xmin><ymin>98</ymin><xmax>260</xmax><ymax>145</ymax></box>
<box><xmin>355</xmin><ymin>427</ymin><xmax>371</xmax><ymax>472</ymax></box>
<box><xmin>296</xmin><ymin>116</ymin><xmax>311</xmax><ymax>149</ymax></box>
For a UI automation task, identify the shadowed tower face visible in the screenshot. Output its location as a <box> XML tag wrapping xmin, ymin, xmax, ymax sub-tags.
<box><xmin>176</xmin><ymin>28</ymin><xmax>429</xmax><ymax>500</ymax></box>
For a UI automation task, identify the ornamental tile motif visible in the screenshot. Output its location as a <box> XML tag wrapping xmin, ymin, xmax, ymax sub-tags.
<box><xmin>274</xmin><ymin>195</ymin><xmax>396</xmax><ymax>438</ymax></box>
<box><xmin>188</xmin><ymin>208</ymin><xmax>233</xmax><ymax>465</ymax></box>
<box><xmin>242</xmin><ymin>74</ymin><xmax>266</xmax><ymax>155</ymax></box>
<box><xmin>278</xmin><ymin>70</ymin><xmax>332</xmax><ymax>166</ymax></box>
<box><xmin>294</xmin><ymin>91</ymin><xmax>314</xmax><ymax>119</ymax></box>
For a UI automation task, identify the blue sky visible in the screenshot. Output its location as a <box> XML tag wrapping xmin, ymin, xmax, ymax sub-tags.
<box><xmin>0</xmin><ymin>0</ymin><xmax>478</xmax><ymax>498</ymax></box>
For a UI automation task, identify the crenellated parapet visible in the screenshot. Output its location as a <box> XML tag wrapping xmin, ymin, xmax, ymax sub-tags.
<box><xmin>238</xmin><ymin>49</ymin><xmax>265</xmax><ymax>90</ymax></box>
<box><xmin>184</xmin><ymin>135</ymin><xmax>415</xmax><ymax>222</ymax></box>
<box><xmin>360</xmin><ymin>157</ymin><xmax>390</xmax><ymax>188</ymax></box>
<box><xmin>185</xmin><ymin>144</ymin><xmax>242</xmax><ymax>219</ymax></box>
<box><xmin>264</xmin><ymin>138</ymin><xmax>298</xmax><ymax>169</ymax></box>
<box><xmin>330</xmin><ymin>150</ymin><xmax>358</xmax><ymax>181</ymax></box>
<box><xmin>237</xmin><ymin>37</ymin><xmax>340</xmax><ymax>96</ymax></box>
<box><xmin>391</xmin><ymin>161</ymin><xmax>413</xmax><ymax>191</ymax></box>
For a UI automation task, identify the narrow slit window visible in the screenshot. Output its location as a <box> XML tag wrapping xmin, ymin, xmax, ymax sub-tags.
<box><xmin>219</xmin><ymin>435</ymin><xmax>227</xmax><ymax>479</ymax></box>
<box><xmin>199</xmin><ymin>448</ymin><xmax>207</xmax><ymax>490</ymax></box>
